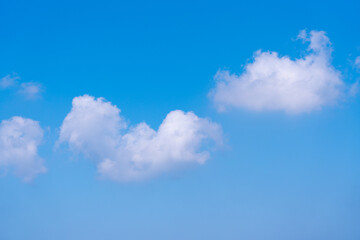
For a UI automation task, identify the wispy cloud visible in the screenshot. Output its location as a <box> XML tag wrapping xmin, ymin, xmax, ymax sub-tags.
<box><xmin>209</xmin><ymin>30</ymin><xmax>344</xmax><ymax>114</ymax></box>
<box><xmin>58</xmin><ymin>95</ymin><xmax>222</xmax><ymax>181</ymax></box>
<box><xmin>355</xmin><ymin>56</ymin><xmax>360</xmax><ymax>70</ymax></box>
<box><xmin>18</xmin><ymin>82</ymin><xmax>43</xmax><ymax>99</ymax></box>
<box><xmin>0</xmin><ymin>73</ymin><xmax>43</xmax><ymax>99</ymax></box>
<box><xmin>0</xmin><ymin>73</ymin><xmax>19</xmax><ymax>89</ymax></box>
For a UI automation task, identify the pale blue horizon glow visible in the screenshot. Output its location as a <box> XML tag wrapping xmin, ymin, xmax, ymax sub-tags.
<box><xmin>0</xmin><ymin>0</ymin><xmax>360</xmax><ymax>239</ymax></box>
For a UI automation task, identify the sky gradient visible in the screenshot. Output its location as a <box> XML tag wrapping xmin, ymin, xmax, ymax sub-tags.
<box><xmin>0</xmin><ymin>0</ymin><xmax>360</xmax><ymax>239</ymax></box>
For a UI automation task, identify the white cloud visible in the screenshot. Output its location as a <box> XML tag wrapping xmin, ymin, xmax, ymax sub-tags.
<box><xmin>210</xmin><ymin>30</ymin><xmax>343</xmax><ymax>114</ymax></box>
<box><xmin>59</xmin><ymin>95</ymin><xmax>222</xmax><ymax>181</ymax></box>
<box><xmin>0</xmin><ymin>117</ymin><xmax>46</xmax><ymax>181</ymax></box>
<box><xmin>0</xmin><ymin>74</ymin><xmax>19</xmax><ymax>89</ymax></box>
<box><xmin>18</xmin><ymin>82</ymin><xmax>43</xmax><ymax>99</ymax></box>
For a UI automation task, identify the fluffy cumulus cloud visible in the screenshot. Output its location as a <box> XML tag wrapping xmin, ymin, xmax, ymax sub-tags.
<box><xmin>59</xmin><ymin>95</ymin><xmax>222</xmax><ymax>181</ymax></box>
<box><xmin>0</xmin><ymin>117</ymin><xmax>46</xmax><ymax>181</ymax></box>
<box><xmin>210</xmin><ymin>30</ymin><xmax>343</xmax><ymax>114</ymax></box>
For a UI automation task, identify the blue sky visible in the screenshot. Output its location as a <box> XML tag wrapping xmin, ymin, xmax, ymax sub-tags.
<box><xmin>0</xmin><ymin>0</ymin><xmax>360</xmax><ymax>239</ymax></box>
